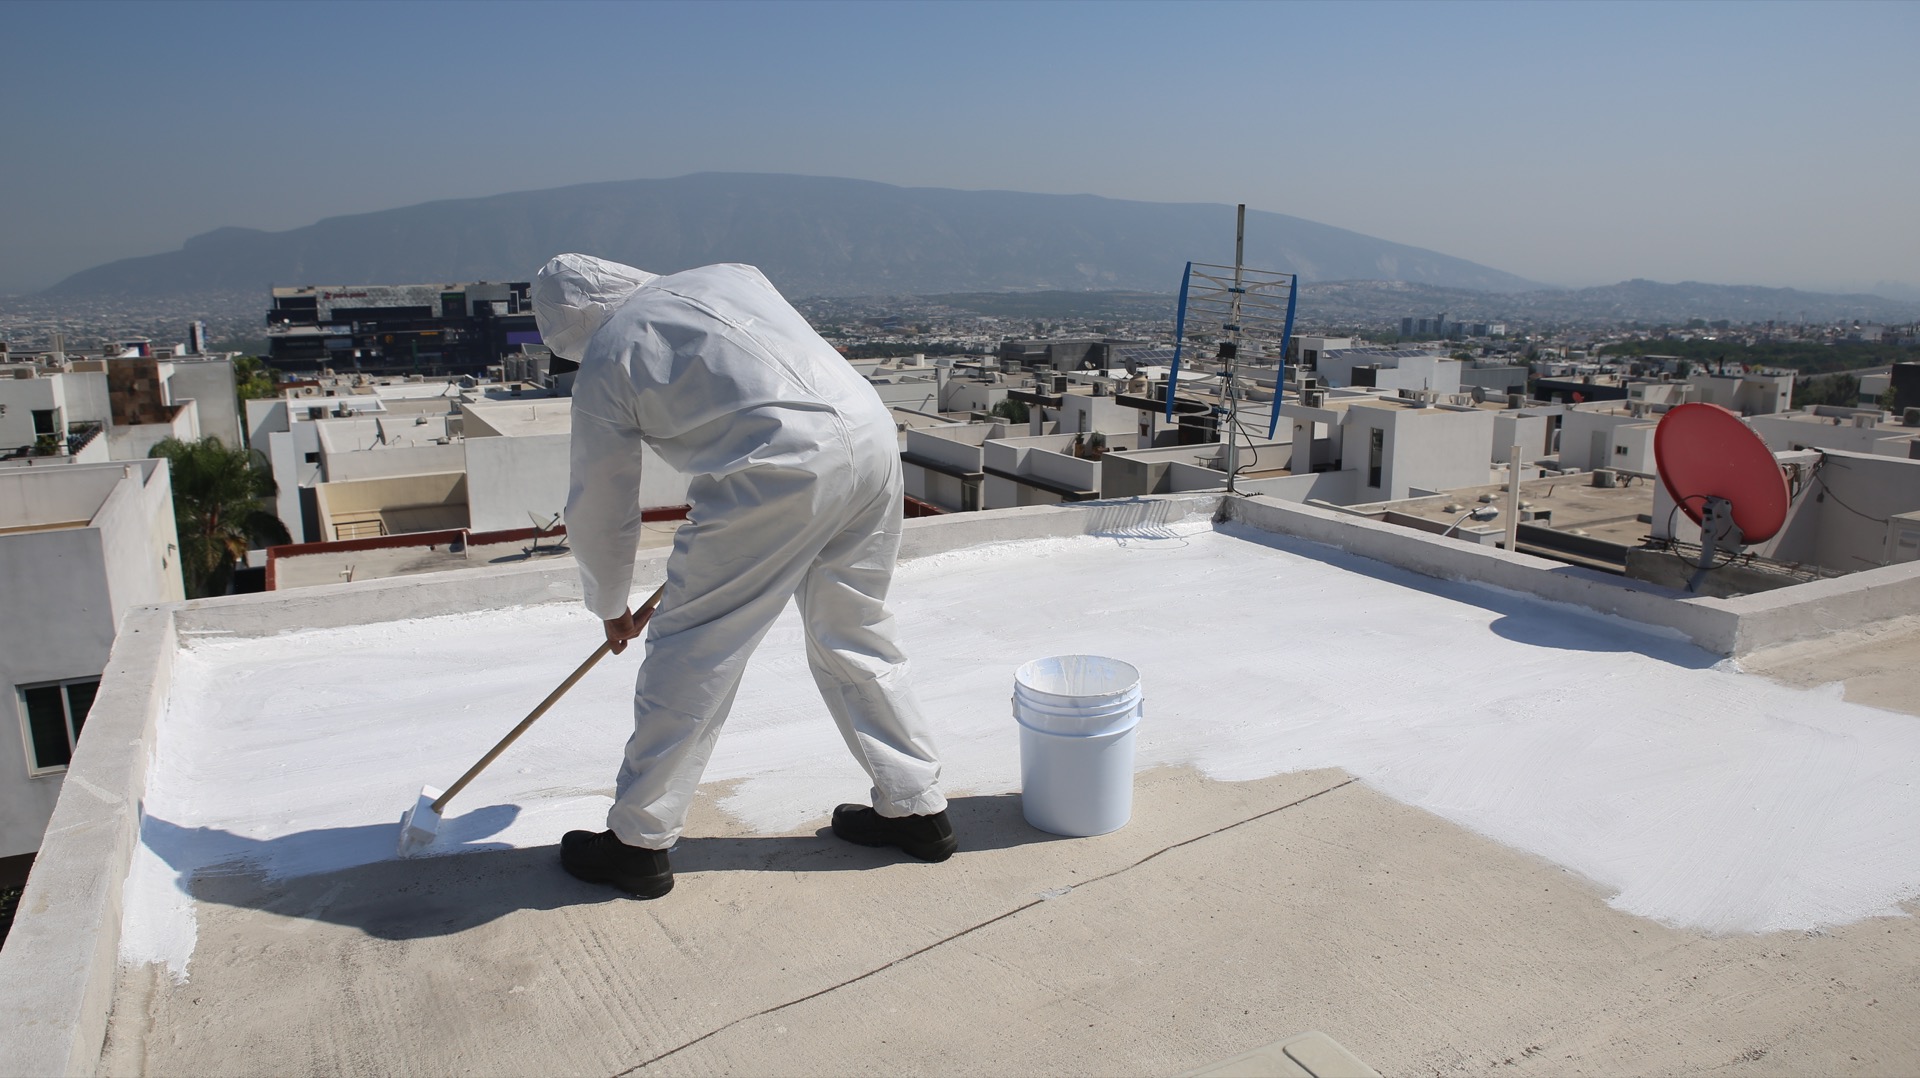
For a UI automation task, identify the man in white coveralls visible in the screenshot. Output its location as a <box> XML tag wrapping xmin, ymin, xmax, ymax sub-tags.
<box><xmin>534</xmin><ymin>254</ymin><xmax>955</xmax><ymax>899</ymax></box>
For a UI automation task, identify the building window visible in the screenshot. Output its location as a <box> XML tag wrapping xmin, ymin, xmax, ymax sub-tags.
<box><xmin>19</xmin><ymin>678</ymin><xmax>99</xmax><ymax>774</ymax></box>
<box><xmin>1368</xmin><ymin>429</ymin><xmax>1384</xmax><ymax>488</ymax></box>
<box><xmin>1615</xmin><ymin>445</ymin><xmax>1630</xmax><ymax>457</ymax></box>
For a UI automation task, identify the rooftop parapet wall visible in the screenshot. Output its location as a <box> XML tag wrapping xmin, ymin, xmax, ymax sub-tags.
<box><xmin>1719</xmin><ymin>558</ymin><xmax>1920</xmax><ymax>655</ymax></box>
<box><xmin>0</xmin><ymin>606</ymin><xmax>175</xmax><ymax>1078</ymax></box>
<box><xmin>1218</xmin><ymin>494</ymin><xmax>1740</xmax><ymax>652</ymax></box>
<box><xmin>0</xmin><ymin>466</ymin><xmax>122</xmax><ymax>528</ymax></box>
<box><xmin>1217</xmin><ymin>494</ymin><xmax>1920</xmax><ymax>658</ymax></box>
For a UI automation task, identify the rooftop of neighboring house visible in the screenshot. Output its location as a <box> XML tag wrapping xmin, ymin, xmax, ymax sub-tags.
<box><xmin>459</xmin><ymin>398</ymin><xmax>574</xmax><ymax>439</ymax></box>
<box><xmin>1353</xmin><ymin>473</ymin><xmax>1662</xmax><ymax>550</ymax></box>
<box><xmin>0</xmin><ymin>460</ymin><xmax>143</xmax><ymax>533</ymax></box>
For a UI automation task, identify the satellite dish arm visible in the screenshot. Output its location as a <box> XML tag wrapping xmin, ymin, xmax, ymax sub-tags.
<box><xmin>1268</xmin><ymin>274</ymin><xmax>1299</xmax><ymax>440</ymax></box>
<box><xmin>1165</xmin><ymin>262</ymin><xmax>1192</xmax><ymax>422</ymax></box>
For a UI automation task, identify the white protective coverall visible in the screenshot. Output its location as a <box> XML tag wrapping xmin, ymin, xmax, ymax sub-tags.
<box><xmin>537</xmin><ymin>254</ymin><xmax>946</xmax><ymax>850</ymax></box>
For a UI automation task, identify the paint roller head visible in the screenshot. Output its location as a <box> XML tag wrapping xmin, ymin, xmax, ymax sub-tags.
<box><xmin>396</xmin><ymin>785</ymin><xmax>444</xmax><ymax>857</ymax></box>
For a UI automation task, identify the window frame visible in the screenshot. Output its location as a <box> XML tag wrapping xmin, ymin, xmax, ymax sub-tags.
<box><xmin>17</xmin><ymin>677</ymin><xmax>99</xmax><ymax>777</ymax></box>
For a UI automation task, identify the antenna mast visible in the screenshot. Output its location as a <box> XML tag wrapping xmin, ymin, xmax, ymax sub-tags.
<box><xmin>1163</xmin><ymin>205</ymin><xmax>1299</xmax><ymax>497</ymax></box>
<box><xmin>1222</xmin><ymin>205</ymin><xmax>1248</xmax><ymax>492</ymax></box>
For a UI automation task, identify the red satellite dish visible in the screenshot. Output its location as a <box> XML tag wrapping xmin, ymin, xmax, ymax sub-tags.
<box><xmin>1653</xmin><ymin>402</ymin><xmax>1790</xmax><ymax>543</ymax></box>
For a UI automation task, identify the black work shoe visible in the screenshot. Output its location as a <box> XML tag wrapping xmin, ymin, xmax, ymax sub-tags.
<box><xmin>830</xmin><ymin>804</ymin><xmax>958</xmax><ymax>863</ymax></box>
<box><xmin>561</xmin><ymin>829</ymin><xmax>674</xmax><ymax>898</ymax></box>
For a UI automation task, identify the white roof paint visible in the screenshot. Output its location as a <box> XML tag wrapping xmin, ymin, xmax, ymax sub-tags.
<box><xmin>124</xmin><ymin>520</ymin><xmax>1920</xmax><ymax>981</ymax></box>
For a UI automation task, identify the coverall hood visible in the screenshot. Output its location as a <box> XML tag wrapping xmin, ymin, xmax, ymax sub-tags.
<box><xmin>532</xmin><ymin>253</ymin><xmax>659</xmax><ymax>360</ymax></box>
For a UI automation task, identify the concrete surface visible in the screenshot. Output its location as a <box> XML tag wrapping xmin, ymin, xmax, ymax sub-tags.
<box><xmin>1738</xmin><ymin>615</ymin><xmax>1920</xmax><ymax>718</ymax></box>
<box><xmin>1370</xmin><ymin>473</ymin><xmax>1661</xmax><ymax>548</ymax></box>
<box><xmin>1185</xmin><ymin>1030</ymin><xmax>1381</xmax><ymax>1078</ymax></box>
<box><xmin>100</xmin><ymin>767</ymin><xmax>1920</xmax><ymax>1077</ymax></box>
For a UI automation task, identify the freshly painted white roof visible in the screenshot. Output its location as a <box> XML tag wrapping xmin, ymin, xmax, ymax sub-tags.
<box><xmin>124</xmin><ymin>518</ymin><xmax>1920</xmax><ymax>982</ymax></box>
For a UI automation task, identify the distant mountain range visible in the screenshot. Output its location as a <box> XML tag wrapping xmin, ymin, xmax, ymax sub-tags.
<box><xmin>1295</xmin><ymin>279</ymin><xmax>1920</xmax><ymax>327</ymax></box>
<box><xmin>43</xmin><ymin>173</ymin><xmax>1541</xmax><ymax>298</ymax></box>
<box><xmin>896</xmin><ymin>280</ymin><xmax>1918</xmax><ymax>327</ymax></box>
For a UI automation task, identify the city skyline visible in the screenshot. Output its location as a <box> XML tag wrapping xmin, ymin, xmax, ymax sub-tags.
<box><xmin>2</xmin><ymin>0</ymin><xmax>1915</xmax><ymax>297</ymax></box>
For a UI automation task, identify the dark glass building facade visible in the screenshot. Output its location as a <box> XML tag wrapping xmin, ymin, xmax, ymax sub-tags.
<box><xmin>266</xmin><ymin>282</ymin><xmax>537</xmax><ymax>374</ymax></box>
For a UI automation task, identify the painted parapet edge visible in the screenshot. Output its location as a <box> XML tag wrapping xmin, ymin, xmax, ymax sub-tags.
<box><xmin>0</xmin><ymin>604</ymin><xmax>177</xmax><ymax>1078</ymax></box>
<box><xmin>172</xmin><ymin>553</ymin><xmax>605</xmax><ymax>640</ymax></box>
<box><xmin>900</xmin><ymin>493</ymin><xmax>1224</xmax><ymax>561</ymax></box>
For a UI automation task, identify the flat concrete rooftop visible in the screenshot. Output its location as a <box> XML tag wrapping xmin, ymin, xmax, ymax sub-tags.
<box><xmin>461</xmin><ymin>398</ymin><xmax>573</xmax><ymax>438</ymax></box>
<box><xmin>1366</xmin><ymin>474</ymin><xmax>1660</xmax><ymax>549</ymax></box>
<box><xmin>0</xmin><ymin>461</ymin><xmax>126</xmax><ymax>530</ymax></box>
<box><xmin>7</xmin><ymin>494</ymin><xmax>1920</xmax><ymax>1076</ymax></box>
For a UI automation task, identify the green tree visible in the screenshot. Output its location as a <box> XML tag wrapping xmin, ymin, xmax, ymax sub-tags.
<box><xmin>233</xmin><ymin>355</ymin><xmax>279</xmax><ymax>401</ymax></box>
<box><xmin>149</xmin><ymin>437</ymin><xmax>291</xmax><ymax>598</ymax></box>
<box><xmin>1794</xmin><ymin>373</ymin><xmax>1861</xmax><ymax>409</ymax></box>
<box><xmin>990</xmin><ymin>397</ymin><xmax>1029</xmax><ymax>423</ymax></box>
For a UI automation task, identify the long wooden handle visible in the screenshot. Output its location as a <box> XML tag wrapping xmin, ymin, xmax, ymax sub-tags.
<box><xmin>432</xmin><ymin>583</ymin><xmax>667</xmax><ymax>814</ymax></box>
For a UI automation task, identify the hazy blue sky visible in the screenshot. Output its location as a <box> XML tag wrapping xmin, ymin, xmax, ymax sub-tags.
<box><xmin>3</xmin><ymin>0</ymin><xmax>1915</xmax><ymax>295</ymax></box>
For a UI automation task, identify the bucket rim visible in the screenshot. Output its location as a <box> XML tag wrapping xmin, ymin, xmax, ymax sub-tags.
<box><xmin>1013</xmin><ymin>654</ymin><xmax>1142</xmax><ymax>700</ymax></box>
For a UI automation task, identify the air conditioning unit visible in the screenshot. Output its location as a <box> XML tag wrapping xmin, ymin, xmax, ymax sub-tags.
<box><xmin>1887</xmin><ymin>511</ymin><xmax>1920</xmax><ymax>565</ymax></box>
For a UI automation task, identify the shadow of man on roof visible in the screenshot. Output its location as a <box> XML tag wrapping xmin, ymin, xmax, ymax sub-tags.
<box><xmin>142</xmin><ymin>793</ymin><xmax>1056</xmax><ymax>941</ymax></box>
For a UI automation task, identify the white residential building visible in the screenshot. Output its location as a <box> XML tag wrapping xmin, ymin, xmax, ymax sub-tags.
<box><xmin>247</xmin><ymin>380</ymin><xmax>693</xmax><ymax>544</ymax></box>
<box><xmin>0</xmin><ymin>459</ymin><xmax>183</xmax><ymax>862</ymax></box>
<box><xmin>1263</xmin><ymin>394</ymin><xmax>1497</xmax><ymax>504</ymax></box>
<box><xmin>462</xmin><ymin>398</ymin><xmax>689</xmax><ymax>533</ymax></box>
<box><xmin>1</xmin><ymin>356</ymin><xmax>240</xmax><ymax>464</ymax></box>
<box><xmin>1315</xmin><ymin>349</ymin><xmax>1463</xmax><ymax>396</ymax></box>
<box><xmin>1559</xmin><ymin>403</ymin><xmax>1662</xmax><ymax>474</ymax></box>
<box><xmin>1747</xmin><ymin>408</ymin><xmax>1920</xmax><ymax>459</ymax></box>
<box><xmin>1688</xmin><ymin>372</ymin><xmax>1793</xmax><ymax>416</ymax></box>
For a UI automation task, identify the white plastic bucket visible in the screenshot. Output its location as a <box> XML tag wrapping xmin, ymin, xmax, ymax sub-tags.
<box><xmin>1014</xmin><ymin>655</ymin><xmax>1142</xmax><ymax>837</ymax></box>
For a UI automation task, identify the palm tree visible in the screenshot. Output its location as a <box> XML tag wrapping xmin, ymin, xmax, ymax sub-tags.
<box><xmin>149</xmin><ymin>437</ymin><xmax>291</xmax><ymax>598</ymax></box>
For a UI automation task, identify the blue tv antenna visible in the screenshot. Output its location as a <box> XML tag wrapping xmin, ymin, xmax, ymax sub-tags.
<box><xmin>1164</xmin><ymin>205</ymin><xmax>1299</xmax><ymax>493</ymax></box>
